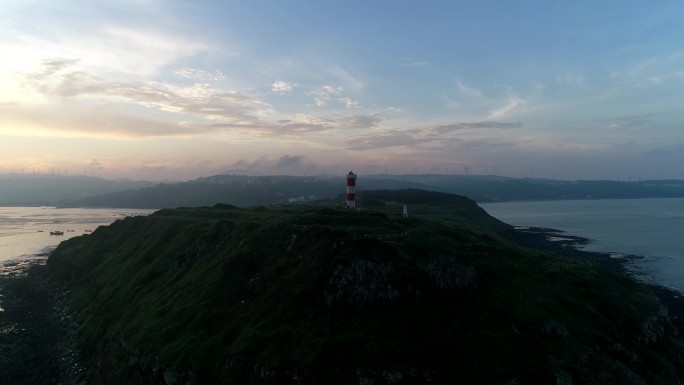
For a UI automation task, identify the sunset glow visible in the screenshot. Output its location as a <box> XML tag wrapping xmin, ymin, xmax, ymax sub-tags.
<box><xmin>2</xmin><ymin>1</ymin><xmax>683</xmax><ymax>180</ymax></box>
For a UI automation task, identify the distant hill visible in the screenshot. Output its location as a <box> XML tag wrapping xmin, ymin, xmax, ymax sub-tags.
<box><xmin>59</xmin><ymin>174</ymin><xmax>432</xmax><ymax>209</ymax></box>
<box><xmin>47</xmin><ymin>189</ymin><xmax>684</xmax><ymax>384</ymax></box>
<box><xmin>0</xmin><ymin>174</ymin><xmax>154</xmax><ymax>206</ymax></box>
<box><xmin>59</xmin><ymin>173</ymin><xmax>684</xmax><ymax>209</ymax></box>
<box><xmin>365</xmin><ymin>174</ymin><xmax>684</xmax><ymax>202</ymax></box>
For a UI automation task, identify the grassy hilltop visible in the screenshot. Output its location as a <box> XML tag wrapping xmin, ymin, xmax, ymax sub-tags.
<box><xmin>47</xmin><ymin>190</ymin><xmax>684</xmax><ymax>384</ymax></box>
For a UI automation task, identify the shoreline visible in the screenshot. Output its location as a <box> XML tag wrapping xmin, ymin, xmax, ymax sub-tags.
<box><xmin>510</xmin><ymin>226</ymin><xmax>684</xmax><ymax>320</ymax></box>
<box><xmin>0</xmin><ymin>263</ymin><xmax>85</xmax><ymax>384</ymax></box>
<box><xmin>0</xmin><ymin>257</ymin><xmax>49</xmax><ymax>278</ymax></box>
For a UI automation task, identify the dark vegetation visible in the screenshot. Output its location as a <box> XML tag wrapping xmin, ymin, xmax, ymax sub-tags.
<box><xmin>46</xmin><ymin>189</ymin><xmax>684</xmax><ymax>384</ymax></box>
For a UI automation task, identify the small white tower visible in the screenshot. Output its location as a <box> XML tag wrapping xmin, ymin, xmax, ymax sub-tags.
<box><xmin>346</xmin><ymin>171</ymin><xmax>357</xmax><ymax>209</ymax></box>
<box><xmin>403</xmin><ymin>205</ymin><xmax>408</xmax><ymax>218</ymax></box>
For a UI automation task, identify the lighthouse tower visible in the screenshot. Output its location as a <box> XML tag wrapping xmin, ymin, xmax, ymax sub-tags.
<box><xmin>346</xmin><ymin>171</ymin><xmax>357</xmax><ymax>209</ymax></box>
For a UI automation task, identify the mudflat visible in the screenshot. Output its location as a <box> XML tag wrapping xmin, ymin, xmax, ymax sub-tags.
<box><xmin>0</xmin><ymin>265</ymin><xmax>84</xmax><ymax>385</ymax></box>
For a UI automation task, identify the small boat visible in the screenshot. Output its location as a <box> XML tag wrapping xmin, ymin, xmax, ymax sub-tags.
<box><xmin>50</xmin><ymin>230</ymin><xmax>64</xmax><ymax>236</ymax></box>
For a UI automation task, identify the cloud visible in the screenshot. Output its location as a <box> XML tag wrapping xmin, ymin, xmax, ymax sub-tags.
<box><xmin>343</xmin><ymin>118</ymin><xmax>522</xmax><ymax>152</ymax></box>
<box><xmin>346</xmin><ymin>129</ymin><xmax>429</xmax><ymax>150</ymax></box>
<box><xmin>456</xmin><ymin>80</ymin><xmax>485</xmax><ymax>100</ymax></box>
<box><xmin>450</xmin><ymin>80</ymin><xmax>536</xmax><ymax>120</ymax></box>
<box><xmin>208</xmin><ymin>113</ymin><xmax>340</xmax><ymax>137</ymax></box>
<box><xmin>314</xmin><ymin>85</ymin><xmax>344</xmax><ymax>107</ymax></box>
<box><xmin>397</xmin><ymin>60</ymin><xmax>430</xmax><ymax>67</ymax></box>
<box><xmin>271</xmin><ymin>113</ymin><xmax>379</xmax><ymax>133</ymax></box>
<box><xmin>272</xmin><ymin>80</ymin><xmax>295</xmax><ymax>94</ymax></box>
<box><xmin>608</xmin><ymin>51</ymin><xmax>684</xmax><ymax>90</ymax></box>
<box><xmin>38</xmin><ymin>58</ymin><xmax>80</xmax><ymax>75</ymax></box>
<box><xmin>227</xmin><ymin>156</ymin><xmax>269</xmax><ymax>172</ymax></box>
<box><xmin>593</xmin><ymin>114</ymin><xmax>658</xmax><ymax>132</ymax></box>
<box><xmin>273</xmin><ymin>155</ymin><xmax>304</xmax><ymax>171</ymax></box>
<box><xmin>17</xmin><ymin>59</ymin><xmax>276</xmax><ymax>136</ymax></box>
<box><xmin>175</xmin><ymin>67</ymin><xmax>227</xmax><ymax>82</ymax></box>
<box><xmin>275</xmin><ymin>117</ymin><xmax>335</xmax><ymax>134</ymax></box>
<box><xmin>431</xmin><ymin>121</ymin><xmax>522</xmax><ymax>133</ymax></box>
<box><xmin>9</xmin><ymin>26</ymin><xmax>208</xmax><ymax>77</ymax></box>
<box><xmin>209</xmin><ymin>113</ymin><xmax>380</xmax><ymax>137</ymax></box>
<box><xmin>325</xmin><ymin>64</ymin><xmax>364</xmax><ymax>91</ymax></box>
<box><xmin>556</xmin><ymin>72</ymin><xmax>586</xmax><ymax>88</ymax></box>
<box><xmin>224</xmin><ymin>155</ymin><xmax>323</xmax><ymax>175</ymax></box>
<box><xmin>339</xmin><ymin>97</ymin><xmax>360</xmax><ymax>109</ymax></box>
<box><xmin>487</xmin><ymin>93</ymin><xmax>528</xmax><ymax>120</ymax></box>
<box><xmin>0</xmin><ymin>102</ymin><xmax>194</xmax><ymax>138</ymax></box>
<box><xmin>88</xmin><ymin>26</ymin><xmax>209</xmax><ymax>76</ymax></box>
<box><xmin>339</xmin><ymin>114</ymin><xmax>380</xmax><ymax>129</ymax></box>
<box><xmin>312</xmin><ymin>85</ymin><xmax>364</xmax><ymax>109</ymax></box>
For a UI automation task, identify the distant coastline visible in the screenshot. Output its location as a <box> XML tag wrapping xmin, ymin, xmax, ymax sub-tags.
<box><xmin>3</xmin><ymin>172</ymin><xmax>684</xmax><ymax>208</ymax></box>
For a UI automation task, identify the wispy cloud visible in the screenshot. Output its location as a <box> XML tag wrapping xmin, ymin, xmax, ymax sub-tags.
<box><xmin>593</xmin><ymin>113</ymin><xmax>659</xmax><ymax>132</ymax></box>
<box><xmin>556</xmin><ymin>72</ymin><xmax>586</xmax><ymax>89</ymax></box>
<box><xmin>616</xmin><ymin>50</ymin><xmax>684</xmax><ymax>87</ymax></box>
<box><xmin>339</xmin><ymin>114</ymin><xmax>380</xmax><ymax>129</ymax></box>
<box><xmin>0</xmin><ymin>103</ymin><xmax>191</xmax><ymax>138</ymax></box>
<box><xmin>14</xmin><ymin>60</ymin><xmax>376</xmax><ymax>140</ymax></box>
<box><xmin>456</xmin><ymin>80</ymin><xmax>485</xmax><ymax>100</ymax></box>
<box><xmin>449</xmin><ymin>80</ymin><xmax>535</xmax><ymax>121</ymax></box>
<box><xmin>272</xmin><ymin>80</ymin><xmax>295</xmax><ymax>94</ymax></box>
<box><xmin>339</xmin><ymin>97</ymin><xmax>360</xmax><ymax>109</ymax></box>
<box><xmin>344</xmin><ymin>119</ymin><xmax>520</xmax><ymax>151</ymax></box>
<box><xmin>314</xmin><ymin>85</ymin><xmax>344</xmax><ymax>107</ymax></box>
<box><xmin>17</xmin><ymin>59</ymin><xmax>273</xmax><ymax>135</ymax></box>
<box><xmin>98</xmin><ymin>26</ymin><xmax>207</xmax><ymax>74</ymax></box>
<box><xmin>272</xmin><ymin>116</ymin><xmax>335</xmax><ymax>134</ymax></box>
<box><xmin>325</xmin><ymin>64</ymin><xmax>364</xmax><ymax>91</ymax></box>
<box><xmin>175</xmin><ymin>68</ymin><xmax>227</xmax><ymax>82</ymax></box>
<box><xmin>431</xmin><ymin>121</ymin><xmax>522</xmax><ymax>133</ymax></box>
<box><xmin>346</xmin><ymin>129</ymin><xmax>428</xmax><ymax>150</ymax></box>
<box><xmin>209</xmin><ymin>112</ymin><xmax>381</xmax><ymax>137</ymax></box>
<box><xmin>397</xmin><ymin>60</ymin><xmax>430</xmax><ymax>67</ymax></box>
<box><xmin>486</xmin><ymin>92</ymin><xmax>528</xmax><ymax>120</ymax></box>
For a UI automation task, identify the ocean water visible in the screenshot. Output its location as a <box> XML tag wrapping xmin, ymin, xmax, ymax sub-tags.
<box><xmin>481</xmin><ymin>198</ymin><xmax>684</xmax><ymax>292</ymax></box>
<box><xmin>0</xmin><ymin>207</ymin><xmax>155</xmax><ymax>267</ymax></box>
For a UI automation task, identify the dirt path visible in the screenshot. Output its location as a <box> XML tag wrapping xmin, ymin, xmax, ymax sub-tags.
<box><xmin>0</xmin><ymin>265</ymin><xmax>85</xmax><ymax>385</ymax></box>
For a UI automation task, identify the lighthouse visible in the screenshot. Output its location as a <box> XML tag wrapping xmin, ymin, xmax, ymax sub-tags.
<box><xmin>346</xmin><ymin>171</ymin><xmax>357</xmax><ymax>209</ymax></box>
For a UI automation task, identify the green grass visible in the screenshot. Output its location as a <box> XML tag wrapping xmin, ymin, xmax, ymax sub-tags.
<box><xmin>46</xmin><ymin>191</ymin><xmax>684</xmax><ymax>384</ymax></box>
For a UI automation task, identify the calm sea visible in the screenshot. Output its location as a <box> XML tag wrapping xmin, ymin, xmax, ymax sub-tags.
<box><xmin>0</xmin><ymin>207</ymin><xmax>155</xmax><ymax>266</ymax></box>
<box><xmin>481</xmin><ymin>198</ymin><xmax>684</xmax><ymax>292</ymax></box>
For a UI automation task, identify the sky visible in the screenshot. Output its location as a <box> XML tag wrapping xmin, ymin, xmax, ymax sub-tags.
<box><xmin>1</xmin><ymin>0</ymin><xmax>684</xmax><ymax>181</ymax></box>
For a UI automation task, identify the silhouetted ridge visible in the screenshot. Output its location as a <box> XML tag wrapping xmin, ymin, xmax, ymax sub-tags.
<box><xmin>57</xmin><ymin>173</ymin><xmax>684</xmax><ymax>209</ymax></box>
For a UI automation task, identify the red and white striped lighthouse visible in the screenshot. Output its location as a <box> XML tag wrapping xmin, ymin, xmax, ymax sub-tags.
<box><xmin>346</xmin><ymin>171</ymin><xmax>357</xmax><ymax>209</ymax></box>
